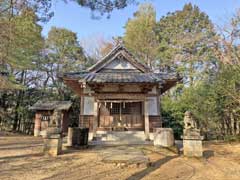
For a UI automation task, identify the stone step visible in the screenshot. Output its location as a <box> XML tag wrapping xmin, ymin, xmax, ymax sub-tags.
<box><xmin>89</xmin><ymin>140</ymin><xmax>153</xmax><ymax>146</ymax></box>
<box><xmin>95</xmin><ymin>131</ymin><xmax>147</xmax><ymax>143</ymax></box>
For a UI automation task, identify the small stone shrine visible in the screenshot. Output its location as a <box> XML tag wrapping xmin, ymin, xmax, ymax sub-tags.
<box><xmin>30</xmin><ymin>101</ymin><xmax>72</xmax><ymax>137</ymax></box>
<box><xmin>182</xmin><ymin>111</ymin><xmax>203</xmax><ymax>157</ymax></box>
<box><xmin>43</xmin><ymin>110</ymin><xmax>62</xmax><ymax>156</ymax></box>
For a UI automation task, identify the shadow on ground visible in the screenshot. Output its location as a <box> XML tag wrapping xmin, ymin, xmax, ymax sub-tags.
<box><xmin>126</xmin><ymin>155</ymin><xmax>179</xmax><ymax>180</ymax></box>
<box><xmin>0</xmin><ymin>153</ymin><xmax>43</xmax><ymax>161</ymax></box>
<box><xmin>203</xmin><ymin>150</ymin><xmax>214</xmax><ymax>159</ymax></box>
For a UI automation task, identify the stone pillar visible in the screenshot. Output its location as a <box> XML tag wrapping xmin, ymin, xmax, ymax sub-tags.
<box><xmin>34</xmin><ymin>112</ymin><xmax>41</xmax><ymax>137</ymax></box>
<box><xmin>153</xmin><ymin>128</ymin><xmax>174</xmax><ymax>147</ymax></box>
<box><xmin>67</xmin><ymin>127</ymin><xmax>73</xmax><ymax>146</ymax></box>
<box><xmin>144</xmin><ymin>100</ymin><xmax>150</xmax><ymax>140</ymax></box>
<box><xmin>92</xmin><ymin>101</ymin><xmax>98</xmax><ymax>139</ymax></box>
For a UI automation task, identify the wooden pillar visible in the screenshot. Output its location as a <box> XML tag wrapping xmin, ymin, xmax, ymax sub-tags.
<box><xmin>62</xmin><ymin>111</ymin><xmax>69</xmax><ymax>134</ymax></box>
<box><xmin>158</xmin><ymin>95</ymin><xmax>162</xmax><ymax>127</ymax></box>
<box><xmin>157</xmin><ymin>86</ymin><xmax>162</xmax><ymax>127</ymax></box>
<box><xmin>34</xmin><ymin>112</ymin><xmax>41</xmax><ymax>137</ymax></box>
<box><xmin>92</xmin><ymin>101</ymin><xmax>98</xmax><ymax>139</ymax></box>
<box><xmin>79</xmin><ymin>96</ymin><xmax>84</xmax><ymax>127</ymax></box>
<box><xmin>144</xmin><ymin>100</ymin><xmax>150</xmax><ymax>140</ymax></box>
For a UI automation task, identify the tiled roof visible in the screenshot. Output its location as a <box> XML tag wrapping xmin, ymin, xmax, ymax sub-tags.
<box><xmin>63</xmin><ymin>71</ymin><xmax>179</xmax><ymax>84</ymax></box>
<box><xmin>29</xmin><ymin>101</ymin><xmax>72</xmax><ymax>111</ymax></box>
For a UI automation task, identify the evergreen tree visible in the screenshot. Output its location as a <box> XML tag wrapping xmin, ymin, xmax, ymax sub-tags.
<box><xmin>123</xmin><ymin>3</ymin><xmax>158</xmax><ymax>68</ymax></box>
<box><xmin>43</xmin><ymin>27</ymin><xmax>86</xmax><ymax>98</ymax></box>
<box><xmin>156</xmin><ymin>3</ymin><xmax>216</xmax><ymax>85</ymax></box>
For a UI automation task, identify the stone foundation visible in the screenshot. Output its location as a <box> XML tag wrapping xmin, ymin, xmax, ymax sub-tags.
<box><xmin>182</xmin><ymin>136</ymin><xmax>203</xmax><ymax>157</ymax></box>
<box><xmin>153</xmin><ymin>128</ymin><xmax>174</xmax><ymax>147</ymax></box>
<box><xmin>43</xmin><ymin>134</ymin><xmax>62</xmax><ymax>156</ymax></box>
<box><xmin>43</xmin><ymin>127</ymin><xmax>62</xmax><ymax>156</ymax></box>
<box><xmin>34</xmin><ymin>129</ymin><xmax>40</xmax><ymax>137</ymax></box>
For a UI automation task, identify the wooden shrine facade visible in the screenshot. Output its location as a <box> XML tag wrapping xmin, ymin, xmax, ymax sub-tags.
<box><xmin>61</xmin><ymin>45</ymin><xmax>180</xmax><ymax>140</ymax></box>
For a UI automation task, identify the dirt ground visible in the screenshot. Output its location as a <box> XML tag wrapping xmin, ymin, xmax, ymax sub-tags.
<box><xmin>0</xmin><ymin>132</ymin><xmax>240</xmax><ymax>180</ymax></box>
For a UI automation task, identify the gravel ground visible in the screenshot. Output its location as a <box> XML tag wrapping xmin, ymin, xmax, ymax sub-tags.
<box><xmin>0</xmin><ymin>132</ymin><xmax>240</xmax><ymax>180</ymax></box>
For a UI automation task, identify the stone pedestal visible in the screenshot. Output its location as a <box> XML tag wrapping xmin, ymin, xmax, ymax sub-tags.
<box><xmin>67</xmin><ymin>127</ymin><xmax>73</xmax><ymax>146</ymax></box>
<box><xmin>182</xmin><ymin>111</ymin><xmax>203</xmax><ymax>157</ymax></box>
<box><xmin>43</xmin><ymin>127</ymin><xmax>62</xmax><ymax>156</ymax></box>
<box><xmin>34</xmin><ymin>113</ymin><xmax>41</xmax><ymax>137</ymax></box>
<box><xmin>153</xmin><ymin>128</ymin><xmax>174</xmax><ymax>147</ymax></box>
<box><xmin>34</xmin><ymin>129</ymin><xmax>40</xmax><ymax>137</ymax></box>
<box><xmin>182</xmin><ymin>135</ymin><xmax>203</xmax><ymax>157</ymax></box>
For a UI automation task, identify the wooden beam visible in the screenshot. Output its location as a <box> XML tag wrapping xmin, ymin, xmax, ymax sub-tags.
<box><xmin>95</xmin><ymin>93</ymin><xmax>146</xmax><ymax>100</ymax></box>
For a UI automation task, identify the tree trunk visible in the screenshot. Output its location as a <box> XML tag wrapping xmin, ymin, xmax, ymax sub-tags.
<box><xmin>12</xmin><ymin>71</ymin><xmax>25</xmax><ymax>131</ymax></box>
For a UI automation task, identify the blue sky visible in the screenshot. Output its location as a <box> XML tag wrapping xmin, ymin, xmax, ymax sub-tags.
<box><xmin>42</xmin><ymin>0</ymin><xmax>240</xmax><ymax>51</ymax></box>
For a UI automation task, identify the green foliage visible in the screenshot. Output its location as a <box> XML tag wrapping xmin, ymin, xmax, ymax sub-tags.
<box><xmin>0</xmin><ymin>0</ymin><xmax>135</xmax><ymax>20</ymax></box>
<box><xmin>45</xmin><ymin>27</ymin><xmax>86</xmax><ymax>73</ymax></box>
<box><xmin>75</xmin><ymin>0</ymin><xmax>135</xmax><ymax>17</ymax></box>
<box><xmin>162</xmin><ymin>62</ymin><xmax>240</xmax><ymax>139</ymax></box>
<box><xmin>0</xmin><ymin>8</ymin><xmax>43</xmax><ymax>89</ymax></box>
<box><xmin>156</xmin><ymin>3</ymin><xmax>216</xmax><ymax>85</ymax></box>
<box><xmin>9</xmin><ymin>10</ymin><xmax>43</xmax><ymax>69</ymax></box>
<box><xmin>0</xmin><ymin>1</ymin><xmax>239</xmax><ymax>141</ymax></box>
<box><xmin>123</xmin><ymin>3</ymin><xmax>157</xmax><ymax>68</ymax></box>
<box><xmin>41</xmin><ymin>27</ymin><xmax>86</xmax><ymax>99</ymax></box>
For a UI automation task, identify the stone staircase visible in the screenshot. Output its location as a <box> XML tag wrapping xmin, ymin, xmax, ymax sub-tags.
<box><xmin>90</xmin><ymin>131</ymin><xmax>153</xmax><ymax>145</ymax></box>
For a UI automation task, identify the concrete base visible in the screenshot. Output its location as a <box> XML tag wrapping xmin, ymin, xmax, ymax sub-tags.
<box><xmin>153</xmin><ymin>128</ymin><xmax>174</xmax><ymax>147</ymax></box>
<box><xmin>34</xmin><ymin>129</ymin><xmax>40</xmax><ymax>137</ymax></box>
<box><xmin>89</xmin><ymin>131</ymin><xmax>154</xmax><ymax>145</ymax></box>
<box><xmin>40</xmin><ymin>130</ymin><xmax>47</xmax><ymax>138</ymax></box>
<box><xmin>183</xmin><ymin>138</ymin><xmax>203</xmax><ymax>157</ymax></box>
<box><xmin>43</xmin><ymin>134</ymin><xmax>62</xmax><ymax>156</ymax></box>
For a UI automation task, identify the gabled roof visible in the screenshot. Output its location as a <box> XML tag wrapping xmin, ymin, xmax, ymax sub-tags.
<box><xmin>29</xmin><ymin>101</ymin><xmax>72</xmax><ymax>111</ymax></box>
<box><xmin>87</xmin><ymin>44</ymin><xmax>151</xmax><ymax>73</ymax></box>
<box><xmin>61</xmin><ymin>44</ymin><xmax>182</xmax><ymax>93</ymax></box>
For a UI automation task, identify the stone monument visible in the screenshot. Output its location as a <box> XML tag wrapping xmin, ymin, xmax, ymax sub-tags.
<box><xmin>182</xmin><ymin>111</ymin><xmax>203</xmax><ymax>157</ymax></box>
<box><xmin>153</xmin><ymin>128</ymin><xmax>174</xmax><ymax>147</ymax></box>
<box><xmin>43</xmin><ymin>110</ymin><xmax>62</xmax><ymax>156</ymax></box>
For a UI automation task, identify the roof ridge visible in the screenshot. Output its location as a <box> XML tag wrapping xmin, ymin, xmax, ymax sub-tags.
<box><xmin>87</xmin><ymin>44</ymin><xmax>151</xmax><ymax>73</ymax></box>
<box><xmin>87</xmin><ymin>44</ymin><xmax>122</xmax><ymax>71</ymax></box>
